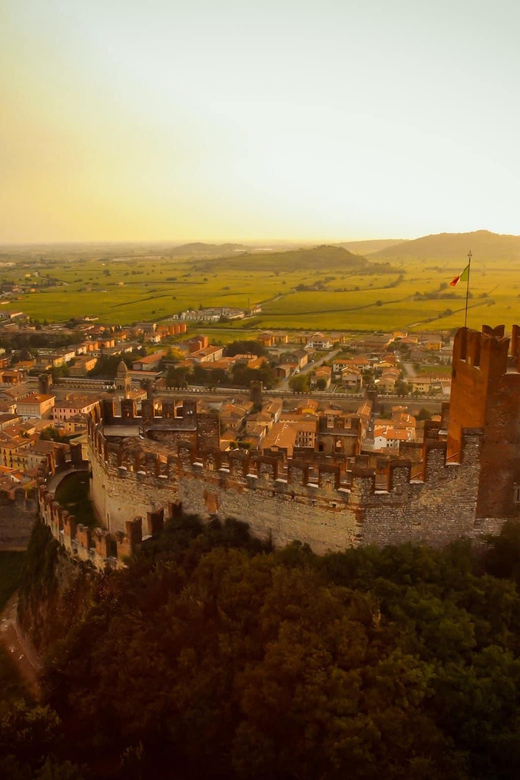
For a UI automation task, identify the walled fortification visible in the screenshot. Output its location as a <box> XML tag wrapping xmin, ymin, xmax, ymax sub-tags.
<box><xmin>0</xmin><ymin>488</ymin><xmax>38</xmax><ymax>549</ymax></box>
<box><xmin>37</xmin><ymin>325</ymin><xmax>520</xmax><ymax>570</ymax></box>
<box><xmin>448</xmin><ymin>324</ymin><xmax>520</xmax><ymax>518</ymax></box>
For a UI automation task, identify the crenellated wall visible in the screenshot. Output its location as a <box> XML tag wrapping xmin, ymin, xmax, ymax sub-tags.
<box><xmin>42</xmin><ymin>325</ymin><xmax>520</xmax><ymax>566</ymax></box>
<box><xmin>87</xmin><ymin>410</ymin><xmax>499</xmax><ymax>552</ymax></box>
<box><xmin>38</xmin><ymin>480</ymin><xmax>148</xmax><ymax>572</ymax></box>
<box><xmin>0</xmin><ymin>488</ymin><xmax>38</xmax><ymax>549</ymax></box>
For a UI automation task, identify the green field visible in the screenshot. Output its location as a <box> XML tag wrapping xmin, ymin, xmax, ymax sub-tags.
<box><xmin>2</xmin><ymin>243</ymin><xmax>519</xmax><ymax>332</ymax></box>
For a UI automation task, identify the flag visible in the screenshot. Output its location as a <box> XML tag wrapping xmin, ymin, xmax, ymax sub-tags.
<box><xmin>449</xmin><ymin>264</ymin><xmax>469</xmax><ymax>287</ymax></box>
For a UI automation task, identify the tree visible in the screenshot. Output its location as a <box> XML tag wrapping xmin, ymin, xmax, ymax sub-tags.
<box><xmin>166</xmin><ymin>366</ymin><xmax>189</xmax><ymax>388</ymax></box>
<box><xmin>224</xmin><ymin>340</ymin><xmax>268</xmax><ymax>358</ymax></box>
<box><xmin>395</xmin><ymin>380</ymin><xmax>410</xmax><ymax>397</ymax></box>
<box><xmin>289</xmin><ymin>374</ymin><xmax>310</xmax><ymax>393</ymax></box>
<box><xmin>316</xmin><ymin>377</ymin><xmax>327</xmax><ymax>390</ymax></box>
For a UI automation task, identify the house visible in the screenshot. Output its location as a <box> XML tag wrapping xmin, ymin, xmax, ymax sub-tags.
<box><xmin>52</xmin><ymin>396</ymin><xmax>99</xmax><ymax>422</ymax></box>
<box><xmin>261</xmin><ymin>422</ymin><xmax>298</xmax><ymax>458</ymax></box>
<box><xmin>307</xmin><ymin>333</ymin><xmax>333</xmax><ymax>350</ymax></box>
<box><xmin>332</xmin><ymin>358</ymin><xmax>353</xmax><ymax>374</ymax></box>
<box><xmin>410</xmin><ymin>376</ymin><xmax>433</xmax><ymax>394</ymax></box>
<box><xmin>186</xmin><ymin>346</ymin><xmax>225</xmax><ymax>364</ymax></box>
<box><xmin>0</xmin><ymin>369</ymin><xmax>24</xmax><ymax>385</ymax></box>
<box><xmin>132</xmin><ymin>351</ymin><xmax>167</xmax><ymax>371</ymax></box>
<box><xmin>220</xmin><ymin>402</ymin><xmax>253</xmax><ymax>432</ymax></box>
<box><xmin>310</xmin><ymin>365</ymin><xmax>332</xmax><ymax>389</ymax></box>
<box><xmin>340</xmin><ymin>368</ymin><xmax>363</xmax><ymax>389</ymax></box>
<box><xmin>282</xmin><ymin>350</ymin><xmax>308</xmax><ymax>369</ymax></box>
<box><xmin>69</xmin><ymin>356</ymin><xmax>98</xmax><ymax>377</ymax></box>
<box><xmin>16</xmin><ymin>393</ymin><xmax>55</xmax><ymax>420</ymax></box>
<box><xmin>373</xmin><ymin>425</ymin><xmax>414</xmax><ymax>451</ymax></box>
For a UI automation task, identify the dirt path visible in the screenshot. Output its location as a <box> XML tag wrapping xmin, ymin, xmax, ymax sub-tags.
<box><xmin>0</xmin><ymin>593</ymin><xmax>42</xmax><ymax>699</ymax></box>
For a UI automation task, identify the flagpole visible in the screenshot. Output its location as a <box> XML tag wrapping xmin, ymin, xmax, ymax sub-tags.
<box><xmin>464</xmin><ymin>250</ymin><xmax>472</xmax><ymax>327</ymax></box>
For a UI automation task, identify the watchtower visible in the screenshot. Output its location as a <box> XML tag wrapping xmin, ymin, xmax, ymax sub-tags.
<box><xmin>448</xmin><ymin>324</ymin><xmax>520</xmax><ymax>518</ymax></box>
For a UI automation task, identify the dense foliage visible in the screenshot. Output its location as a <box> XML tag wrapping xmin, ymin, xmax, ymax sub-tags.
<box><xmin>224</xmin><ymin>340</ymin><xmax>268</xmax><ymax>358</ymax></box>
<box><xmin>0</xmin><ymin>549</ymin><xmax>88</xmax><ymax>779</ymax></box>
<box><xmin>13</xmin><ymin>517</ymin><xmax>520</xmax><ymax>779</ymax></box>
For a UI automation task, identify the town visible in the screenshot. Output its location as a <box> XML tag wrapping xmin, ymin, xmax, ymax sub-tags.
<box><xmin>0</xmin><ymin>304</ymin><xmax>454</xmax><ymax>504</ymax></box>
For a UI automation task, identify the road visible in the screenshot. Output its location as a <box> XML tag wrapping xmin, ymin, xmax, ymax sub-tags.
<box><xmin>277</xmin><ymin>348</ymin><xmax>342</xmax><ymax>392</ymax></box>
<box><xmin>402</xmin><ymin>362</ymin><xmax>417</xmax><ymax>378</ymax></box>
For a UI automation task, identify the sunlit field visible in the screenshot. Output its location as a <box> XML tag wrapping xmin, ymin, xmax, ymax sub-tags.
<box><xmin>2</xmin><ymin>247</ymin><xmax>519</xmax><ymax>332</ymax></box>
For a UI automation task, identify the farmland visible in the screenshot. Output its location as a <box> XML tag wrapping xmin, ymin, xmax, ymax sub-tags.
<box><xmin>1</xmin><ymin>238</ymin><xmax>519</xmax><ymax>333</ymax></box>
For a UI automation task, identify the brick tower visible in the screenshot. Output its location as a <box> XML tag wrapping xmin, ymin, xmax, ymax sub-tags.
<box><xmin>448</xmin><ymin>324</ymin><xmax>520</xmax><ymax>518</ymax></box>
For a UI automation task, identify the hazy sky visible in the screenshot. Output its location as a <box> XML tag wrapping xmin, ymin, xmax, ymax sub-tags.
<box><xmin>1</xmin><ymin>0</ymin><xmax>519</xmax><ymax>243</ymax></box>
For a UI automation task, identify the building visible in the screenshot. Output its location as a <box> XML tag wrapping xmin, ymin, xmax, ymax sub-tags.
<box><xmin>307</xmin><ymin>333</ymin><xmax>333</xmax><ymax>350</ymax></box>
<box><xmin>116</xmin><ymin>360</ymin><xmax>132</xmax><ymax>396</ymax></box>
<box><xmin>132</xmin><ymin>352</ymin><xmax>166</xmax><ymax>371</ymax></box>
<box><xmin>52</xmin><ymin>396</ymin><xmax>99</xmax><ymax>423</ymax></box>
<box><xmin>69</xmin><ymin>356</ymin><xmax>98</xmax><ymax>377</ymax></box>
<box><xmin>16</xmin><ymin>393</ymin><xmax>55</xmax><ymax>420</ymax></box>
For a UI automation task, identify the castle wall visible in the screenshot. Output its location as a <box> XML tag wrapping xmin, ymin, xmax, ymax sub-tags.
<box><xmin>87</xmin><ymin>424</ymin><xmax>495</xmax><ymax>554</ymax></box>
<box><xmin>0</xmin><ymin>489</ymin><xmax>38</xmax><ymax>549</ymax></box>
<box><xmin>363</xmin><ymin>435</ymin><xmax>481</xmax><ymax>546</ymax></box>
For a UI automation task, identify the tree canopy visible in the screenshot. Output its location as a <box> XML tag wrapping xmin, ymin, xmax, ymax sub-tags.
<box><xmin>12</xmin><ymin>517</ymin><xmax>520</xmax><ymax>779</ymax></box>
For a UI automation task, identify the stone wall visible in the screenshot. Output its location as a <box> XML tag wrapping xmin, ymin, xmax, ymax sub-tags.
<box><xmin>38</xmin><ymin>481</ymin><xmax>145</xmax><ymax>572</ymax></box>
<box><xmin>87</xmin><ymin>419</ymin><xmax>501</xmax><ymax>553</ymax></box>
<box><xmin>0</xmin><ymin>488</ymin><xmax>38</xmax><ymax>549</ymax></box>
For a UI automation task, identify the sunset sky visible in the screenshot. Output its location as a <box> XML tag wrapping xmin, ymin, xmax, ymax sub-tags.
<box><xmin>1</xmin><ymin>0</ymin><xmax>519</xmax><ymax>244</ymax></box>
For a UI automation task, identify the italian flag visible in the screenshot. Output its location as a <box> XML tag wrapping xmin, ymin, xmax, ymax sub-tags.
<box><xmin>449</xmin><ymin>264</ymin><xmax>469</xmax><ymax>287</ymax></box>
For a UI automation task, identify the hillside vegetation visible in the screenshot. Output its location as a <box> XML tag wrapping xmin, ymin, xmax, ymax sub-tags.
<box><xmin>190</xmin><ymin>244</ymin><xmax>378</xmax><ymax>273</ymax></box>
<box><xmin>15</xmin><ymin>515</ymin><xmax>520</xmax><ymax>779</ymax></box>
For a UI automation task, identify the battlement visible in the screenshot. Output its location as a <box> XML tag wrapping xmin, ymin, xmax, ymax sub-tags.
<box><xmin>448</xmin><ymin>325</ymin><xmax>520</xmax><ymax>519</ymax></box>
<box><xmin>38</xmin><ymin>481</ymin><xmax>149</xmax><ymax>571</ymax></box>
<box><xmin>87</xmin><ymin>398</ymin><xmax>485</xmax><ymax>548</ymax></box>
<box><xmin>452</xmin><ymin>325</ymin><xmax>512</xmax><ymax>377</ymax></box>
<box><xmin>36</xmin><ymin>324</ymin><xmax>520</xmax><ymax>563</ymax></box>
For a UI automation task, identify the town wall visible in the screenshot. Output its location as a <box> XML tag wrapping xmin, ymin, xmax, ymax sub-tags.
<box><xmin>0</xmin><ymin>488</ymin><xmax>38</xmax><ymax>549</ymax></box>
<box><xmin>85</xmin><ymin>411</ymin><xmax>499</xmax><ymax>555</ymax></box>
<box><xmin>37</xmin><ymin>480</ymin><xmax>145</xmax><ymax>572</ymax></box>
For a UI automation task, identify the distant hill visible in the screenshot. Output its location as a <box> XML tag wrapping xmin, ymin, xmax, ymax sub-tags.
<box><xmin>371</xmin><ymin>230</ymin><xmax>520</xmax><ymax>264</ymax></box>
<box><xmin>168</xmin><ymin>242</ymin><xmax>249</xmax><ymax>257</ymax></box>
<box><xmin>336</xmin><ymin>238</ymin><xmax>407</xmax><ymax>255</ymax></box>
<box><xmin>191</xmin><ymin>244</ymin><xmax>383</xmax><ymax>273</ymax></box>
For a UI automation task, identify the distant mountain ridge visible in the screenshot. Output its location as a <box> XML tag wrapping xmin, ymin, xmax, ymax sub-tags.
<box><xmin>168</xmin><ymin>242</ymin><xmax>249</xmax><ymax>257</ymax></box>
<box><xmin>336</xmin><ymin>238</ymin><xmax>407</xmax><ymax>255</ymax></box>
<box><xmin>371</xmin><ymin>230</ymin><xmax>520</xmax><ymax>264</ymax></box>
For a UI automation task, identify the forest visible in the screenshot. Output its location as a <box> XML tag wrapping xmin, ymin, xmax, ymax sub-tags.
<box><xmin>4</xmin><ymin>517</ymin><xmax>520</xmax><ymax>778</ymax></box>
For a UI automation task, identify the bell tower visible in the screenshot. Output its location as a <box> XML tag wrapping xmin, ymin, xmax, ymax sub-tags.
<box><xmin>116</xmin><ymin>360</ymin><xmax>131</xmax><ymax>398</ymax></box>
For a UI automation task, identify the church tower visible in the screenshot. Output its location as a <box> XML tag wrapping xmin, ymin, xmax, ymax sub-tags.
<box><xmin>116</xmin><ymin>360</ymin><xmax>131</xmax><ymax>398</ymax></box>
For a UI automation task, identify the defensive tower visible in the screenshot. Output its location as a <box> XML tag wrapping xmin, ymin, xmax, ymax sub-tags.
<box><xmin>448</xmin><ymin>324</ymin><xmax>520</xmax><ymax>518</ymax></box>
